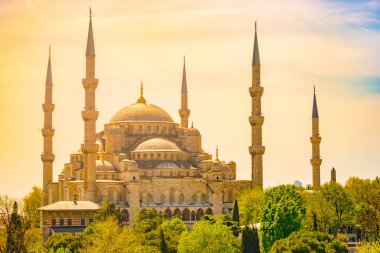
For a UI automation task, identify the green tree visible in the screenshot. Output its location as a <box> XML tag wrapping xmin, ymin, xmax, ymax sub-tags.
<box><xmin>81</xmin><ymin>217</ymin><xmax>154</xmax><ymax>253</ymax></box>
<box><xmin>132</xmin><ymin>209</ymin><xmax>163</xmax><ymax>249</ymax></box>
<box><xmin>94</xmin><ymin>201</ymin><xmax>123</xmax><ymax>225</ymax></box>
<box><xmin>23</xmin><ymin>186</ymin><xmax>43</xmax><ymax>228</ymax></box>
<box><xmin>5</xmin><ymin>202</ymin><xmax>27</xmax><ymax>253</ymax></box>
<box><xmin>232</xmin><ymin>199</ymin><xmax>240</xmax><ymax>225</ymax></box>
<box><xmin>238</xmin><ymin>187</ymin><xmax>264</xmax><ymax>226</ymax></box>
<box><xmin>270</xmin><ymin>230</ymin><xmax>349</xmax><ymax>253</ymax></box>
<box><xmin>321</xmin><ymin>182</ymin><xmax>354</xmax><ymax>233</ymax></box>
<box><xmin>160</xmin><ymin>229</ymin><xmax>168</xmax><ymax>253</ymax></box>
<box><xmin>178</xmin><ymin>220</ymin><xmax>240</xmax><ymax>253</ymax></box>
<box><xmin>259</xmin><ymin>185</ymin><xmax>306</xmax><ymax>252</ymax></box>
<box><xmin>356</xmin><ymin>203</ymin><xmax>379</xmax><ymax>240</ymax></box>
<box><xmin>242</xmin><ymin>226</ymin><xmax>260</xmax><ymax>253</ymax></box>
<box><xmin>302</xmin><ymin>191</ymin><xmax>335</xmax><ymax>232</ymax></box>
<box><xmin>160</xmin><ymin>218</ymin><xmax>188</xmax><ymax>252</ymax></box>
<box><xmin>24</xmin><ymin>228</ymin><xmax>44</xmax><ymax>253</ymax></box>
<box><xmin>356</xmin><ymin>240</ymin><xmax>380</xmax><ymax>253</ymax></box>
<box><xmin>45</xmin><ymin>233</ymin><xmax>82</xmax><ymax>252</ymax></box>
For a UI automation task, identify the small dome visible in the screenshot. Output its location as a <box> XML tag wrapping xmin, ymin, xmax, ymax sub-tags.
<box><xmin>96</xmin><ymin>160</ymin><xmax>116</xmax><ymax>172</ymax></box>
<box><xmin>110</xmin><ymin>103</ymin><xmax>174</xmax><ymax>123</ymax></box>
<box><xmin>155</xmin><ymin>162</ymin><xmax>179</xmax><ymax>168</ymax></box>
<box><xmin>185</xmin><ymin>127</ymin><xmax>200</xmax><ymax>136</ymax></box>
<box><xmin>134</xmin><ymin>138</ymin><xmax>181</xmax><ymax>152</ymax></box>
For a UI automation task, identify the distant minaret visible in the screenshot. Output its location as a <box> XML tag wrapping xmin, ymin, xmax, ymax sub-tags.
<box><xmin>249</xmin><ymin>21</ymin><xmax>265</xmax><ymax>189</ymax></box>
<box><xmin>81</xmin><ymin>8</ymin><xmax>99</xmax><ymax>202</ymax></box>
<box><xmin>331</xmin><ymin>167</ymin><xmax>336</xmax><ymax>182</ymax></box>
<box><xmin>310</xmin><ymin>87</ymin><xmax>322</xmax><ymax>190</ymax></box>
<box><xmin>41</xmin><ymin>46</ymin><xmax>55</xmax><ymax>205</ymax></box>
<box><xmin>179</xmin><ymin>56</ymin><xmax>190</xmax><ymax>128</ymax></box>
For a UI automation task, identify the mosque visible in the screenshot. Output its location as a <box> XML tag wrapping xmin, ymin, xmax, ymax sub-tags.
<box><xmin>39</xmin><ymin>11</ymin><xmax>324</xmax><ymax>233</ymax></box>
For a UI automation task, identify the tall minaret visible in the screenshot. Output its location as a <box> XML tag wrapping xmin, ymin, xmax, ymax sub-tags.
<box><xmin>179</xmin><ymin>56</ymin><xmax>190</xmax><ymax>128</ymax></box>
<box><xmin>249</xmin><ymin>21</ymin><xmax>265</xmax><ymax>189</ymax></box>
<box><xmin>41</xmin><ymin>47</ymin><xmax>55</xmax><ymax>205</ymax></box>
<box><xmin>310</xmin><ymin>87</ymin><xmax>322</xmax><ymax>190</ymax></box>
<box><xmin>81</xmin><ymin>8</ymin><xmax>99</xmax><ymax>202</ymax></box>
<box><xmin>331</xmin><ymin>167</ymin><xmax>336</xmax><ymax>183</ymax></box>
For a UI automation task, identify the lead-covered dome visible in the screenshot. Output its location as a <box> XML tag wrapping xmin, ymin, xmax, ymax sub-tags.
<box><xmin>134</xmin><ymin>138</ymin><xmax>180</xmax><ymax>152</ymax></box>
<box><xmin>110</xmin><ymin>103</ymin><xmax>174</xmax><ymax>123</ymax></box>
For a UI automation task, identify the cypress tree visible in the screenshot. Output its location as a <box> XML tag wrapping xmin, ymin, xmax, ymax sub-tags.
<box><xmin>232</xmin><ymin>199</ymin><xmax>240</xmax><ymax>225</ymax></box>
<box><xmin>252</xmin><ymin>226</ymin><xmax>260</xmax><ymax>253</ymax></box>
<box><xmin>6</xmin><ymin>202</ymin><xmax>26</xmax><ymax>253</ymax></box>
<box><xmin>242</xmin><ymin>226</ymin><xmax>260</xmax><ymax>253</ymax></box>
<box><xmin>160</xmin><ymin>228</ymin><xmax>168</xmax><ymax>253</ymax></box>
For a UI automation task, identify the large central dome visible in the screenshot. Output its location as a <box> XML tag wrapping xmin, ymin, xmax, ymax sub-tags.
<box><xmin>110</xmin><ymin>102</ymin><xmax>174</xmax><ymax>123</ymax></box>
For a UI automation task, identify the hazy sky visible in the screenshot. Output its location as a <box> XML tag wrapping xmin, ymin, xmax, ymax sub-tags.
<box><xmin>0</xmin><ymin>0</ymin><xmax>379</xmax><ymax>198</ymax></box>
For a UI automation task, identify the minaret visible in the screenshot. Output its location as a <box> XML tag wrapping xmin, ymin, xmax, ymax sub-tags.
<box><xmin>41</xmin><ymin>46</ymin><xmax>55</xmax><ymax>206</ymax></box>
<box><xmin>331</xmin><ymin>167</ymin><xmax>336</xmax><ymax>183</ymax></box>
<box><xmin>310</xmin><ymin>87</ymin><xmax>322</xmax><ymax>190</ymax></box>
<box><xmin>249</xmin><ymin>21</ymin><xmax>265</xmax><ymax>189</ymax></box>
<box><xmin>179</xmin><ymin>56</ymin><xmax>190</xmax><ymax>128</ymax></box>
<box><xmin>81</xmin><ymin>8</ymin><xmax>99</xmax><ymax>202</ymax></box>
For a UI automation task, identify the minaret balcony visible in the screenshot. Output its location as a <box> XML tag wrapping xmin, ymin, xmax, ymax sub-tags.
<box><xmin>310</xmin><ymin>137</ymin><xmax>321</xmax><ymax>144</ymax></box>
<box><xmin>249</xmin><ymin>86</ymin><xmax>264</xmax><ymax>97</ymax></box>
<box><xmin>42</xmin><ymin>104</ymin><xmax>55</xmax><ymax>112</ymax></box>
<box><xmin>310</xmin><ymin>158</ymin><xmax>322</xmax><ymax>166</ymax></box>
<box><xmin>81</xmin><ymin>111</ymin><xmax>99</xmax><ymax>121</ymax></box>
<box><xmin>41</xmin><ymin>128</ymin><xmax>55</xmax><ymax>137</ymax></box>
<box><xmin>41</xmin><ymin>153</ymin><xmax>55</xmax><ymax>162</ymax></box>
<box><xmin>249</xmin><ymin>116</ymin><xmax>264</xmax><ymax>126</ymax></box>
<box><xmin>82</xmin><ymin>78</ymin><xmax>98</xmax><ymax>89</ymax></box>
<box><xmin>81</xmin><ymin>144</ymin><xmax>98</xmax><ymax>154</ymax></box>
<box><xmin>249</xmin><ymin>146</ymin><xmax>265</xmax><ymax>155</ymax></box>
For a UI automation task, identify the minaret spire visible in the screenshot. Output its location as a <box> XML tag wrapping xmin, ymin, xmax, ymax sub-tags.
<box><xmin>41</xmin><ymin>46</ymin><xmax>55</xmax><ymax>205</ymax></box>
<box><xmin>249</xmin><ymin>20</ymin><xmax>265</xmax><ymax>189</ymax></box>
<box><xmin>81</xmin><ymin>9</ymin><xmax>99</xmax><ymax>202</ymax></box>
<box><xmin>310</xmin><ymin>87</ymin><xmax>322</xmax><ymax>190</ymax></box>
<box><xmin>179</xmin><ymin>56</ymin><xmax>190</xmax><ymax>128</ymax></box>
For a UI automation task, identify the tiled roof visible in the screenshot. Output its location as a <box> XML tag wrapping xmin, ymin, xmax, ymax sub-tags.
<box><xmin>39</xmin><ymin>201</ymin><xmax>99</xmax><ymax>211</ymax></box>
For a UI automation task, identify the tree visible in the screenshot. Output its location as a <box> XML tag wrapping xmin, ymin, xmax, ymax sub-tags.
<box><xmin>23</xmin><ymin>186</ymin><xmax>43</xmax><ymax>228</ymax></box>
<box><xmin>81</xmin><ymin>217</ymin><xmax>155</xmax><ymax>253</ymax></box>
<box><xmin>232</xmin><ymin>199</ymin><xmax>239</xmax><ymax>225</ymax></box>
<box><xmin>356</xmin><ymin>240</ymin><xmax>380</xmax><ymax>253</ymax></box>
<box><xmin>238</xmin><ymin>187</ymin><xmax>264</xmax><ymax>226</ymax></box>
<box><xmin>45</xmin><ymin>233</ymin><xmax>82</xmax><ymax>252</ymax></box>
<box><xmin>259</xmin><ymin>185</ymin><xmax>306</xmax><ymax>252</ymax></box>
<box><xmin>94</xmin><ymin>201</ymin><xmax>123</xmax><ymax>225</ymax></box>
<box><xmin>24</xmin><ymin>228</ymin><xmax>44</xmax><ymax>253</ymax></box>
<box><xmin>160</xmin><ymin>218</ymin><xmax>188</xmax><ymax>252</ymax></box>
<box><xmin>160</xmin><ymin>229</ymin><xmax>168</xmax><ymax>253</ymax></box>
<box><xmin>321</xmin><ymin>182</ymin><xmax>354</xmax><ymax>233</ymax></box>
<box><xmin>270</xmin><ymin>230</ymin><xmax>349</xmax><ymax>253</ymax></box>
<box><xmin>132</xmin><ymin>209</ymin><xmax>164</xmax><ymax>249</ymax></box>
<box><xmin>356</xmin><ymin>203</ymin><xmax>379</xmax><ymax>240</ymax></box>
<box><xmin>177</xmin><ymin>220</ymin><xmax>240</xmax><ymax>253</ymax></box>
<box><xmin>5</xmin><ymin>202</ymin><xmax>27</xmax><ymax>253</ymax></box>
<box><xmin>302</xmin><ymin>191</ymin><xmax>335</xmax><ymax>232</ymax></box>
<box><xmin>242</xmin><ymin>226</ymin><xmax>260</xmax><ymax>253</ymax></box>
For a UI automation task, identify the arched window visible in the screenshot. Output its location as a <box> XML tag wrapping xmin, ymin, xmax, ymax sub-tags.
<box><xmin>191</xmin><ymin>211</ymin><xmax>196</xmax><ymax>221</ymax></box>
<box><xmin>196</xmin><ymin>208</ymin><xmax>204</xmax><ymax>220</ymax></box>
<box><xmin>182</xmin><ymin>208</ymin><xmax>190</xmax><ymax>221</ymax></box>
<box><xmin>173</xmin><ymin>208</ymin><xmax>181</xmax><ymax>218</ymax></box>
<box><xmin>179</xmin><ymin>193</ymin><xmax>185</xmax><ymax>203</ymax></box>
<box><xmin>164</xmin><ymin>209</ymin><xmax>172</xmax><ymax>219</ymax></box>
<box><xmin>121</xmin><ymin>210</ymin><xmax>129</xmax><ymax>224</ymax></box>
<box><xmin>205</xmin><ymin>208</ymin><xmax>213</xmax><ymax>215</ymax></box>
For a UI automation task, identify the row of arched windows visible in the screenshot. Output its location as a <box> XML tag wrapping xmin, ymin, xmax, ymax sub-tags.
<box><xmin>140</xmin><ymin>208</ymin><xmax>213</xmax><ymax>221</ymax></box>
<box><xmin>128</xmin><ymin>124</ymin><xmax>175</xmax><ymax>135</ymax></box>
<box><xmin>132</xmin><ymin>152</ymin><xmax>183</xmax><ymax>161</ymax></box>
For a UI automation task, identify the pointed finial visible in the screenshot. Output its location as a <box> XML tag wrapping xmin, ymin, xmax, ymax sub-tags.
<box><xmin>184</xmin><ymin>55</ymin><xmax>186</xmax><ymax>64</ymax></box>
<box><xmin>191</xmin><ymin>122</ymin><xmax>194</xmax><ymax>128</ymax></box>
<box><xmin>314</xmin><ymin>85</ymin><xmax>315</xmax><ymax>94</ymax></box>
<box><xmin>49</xmin><ymin>45</ymin><xmax>51</xmax><ymax>56</ymax></box>
<box><xmin>89</xmin><ymin>7</ymin><xmax>92</xmax><ymax>19</ymax></box>
<box><xmin>216</xmin><ymin>146</ymin><xmax>219</xmax><ymax>161</ymax></box>
<box><xmin>137</xmin><ymin>81</ymin><xmax>147</xmax><ymax>103</ymax></box>
<box><xmin>312</xmin><ymin>86</ymin><xmax>319</xmax><ymax>118</ymax></box>
<box><xmin>252</xmin><ymin>20</ymin><xmax>260</xmax><ymax>65</ymax></box>
<box><xmin>255</xmin><ymin>20</ymin><xmax>257</xmax><ymax>31</ymax></box>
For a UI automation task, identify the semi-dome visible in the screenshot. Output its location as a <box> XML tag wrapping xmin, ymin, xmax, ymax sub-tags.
<box><xmin>134</xmin><ymin>138</ymin><xmax>180</xmax><ymax>152</ymax></box>
<box><xmin>96</xmin><ymin>160</ymin><xmax>116</xmax><ymax>172</ymax></box>
<box><xmin>186</xmin><ymin>127</ymin><xmax>200</xmax><ymax>136</ymax></box>
<box><xmin>110</xmin><ymin>103</ymin><xmax>174</xmax><ymax>123</ymax></box>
